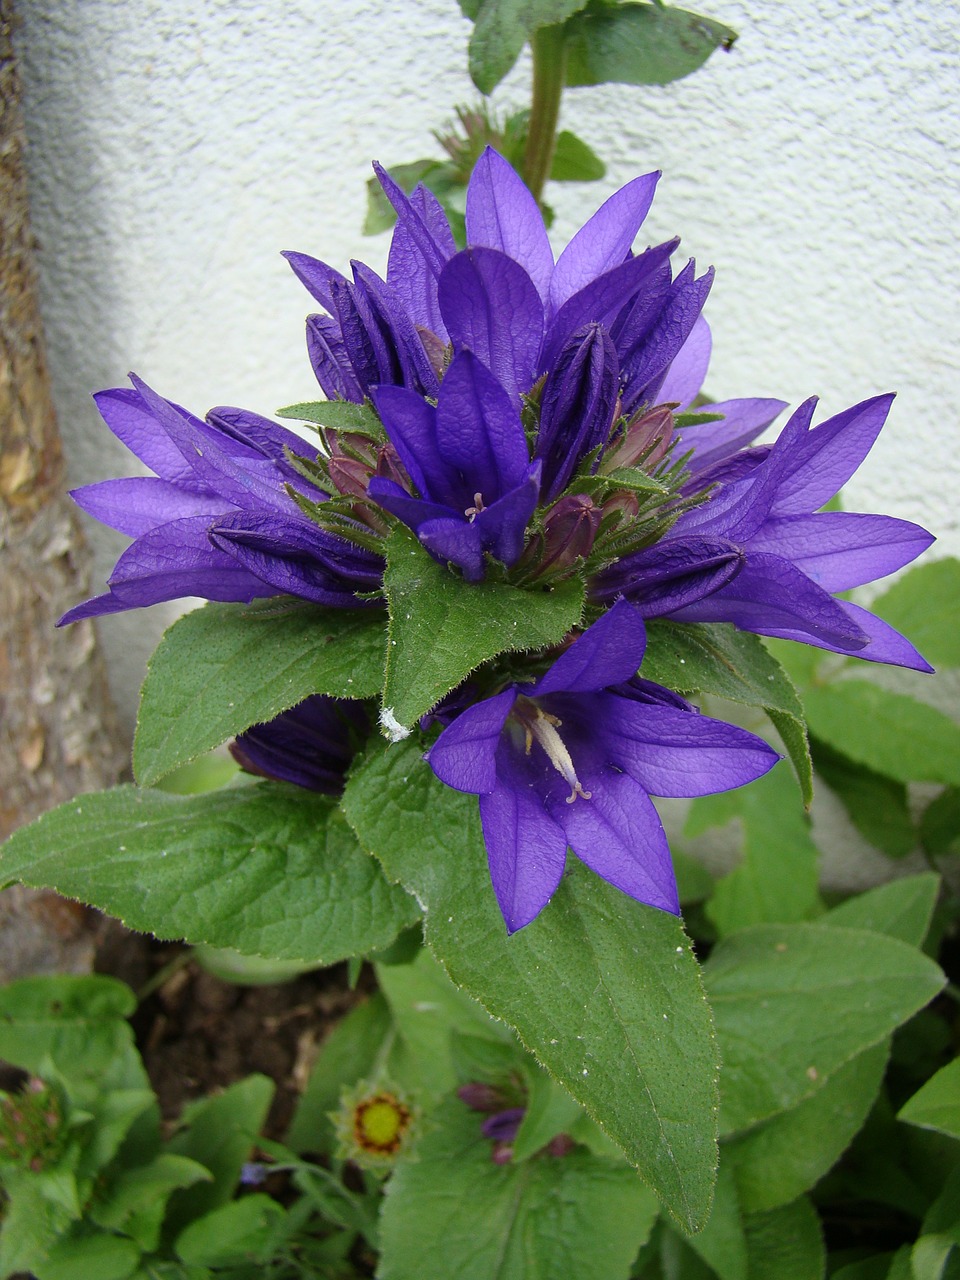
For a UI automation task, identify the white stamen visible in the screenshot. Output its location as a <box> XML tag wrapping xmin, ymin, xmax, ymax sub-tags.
<box><xmin>514</xmin><ymin>700</ymin><xmax>591</xmax><ymax>804</ymax></box>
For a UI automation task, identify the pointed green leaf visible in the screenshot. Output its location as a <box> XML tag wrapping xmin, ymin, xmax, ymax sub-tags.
<box><xmin>725</xmin><ymin>1042</ymin><xmax>888</xmax><ymax>1213</ymax></box>
<box><xmin>899</xmin><ymin>1058</ymin><xmax>960</xmax><ymax>1141</ymax></box>
<box><xmin>378</xmin><ymin>1097</ymin><xmax>658</xmax><ymax>1280</ymax></box>
<box><xmin>175</xmin><ymin>1195</ymin><xmax>286</xmax><ymax>1267</ymax></box>
<box><xmin>642</xmin><ymin>621</ymin><xmax>812</xmax><ymax>804</ymax></box>
<box><xmin>812</xmin><ymin>738</ymin><xmax>915</xmax><ymax>857</ymax></box>
<box><xmin>801</xmin><ymin>681</ymin><xmax>960</xmax><ymax>786</ymax></box>
<box><xmin>704</xmin><ymin>923</ymin><xmax>945</xmax><ymax>1135</ymax></box>
<box><xmin>382</xmin><ymin>527</ymin><xmax>584</xmax><ymax>728</ymax></box>
<box><xmin>565</xmin><ymin>3</ymin><xmax>737</xmax><ymax>88</ymax></box>
<box><xmin>872</xmin><ymin>558</ymin><xmax>960</xmax><ymax>668</ymax></box>
<box><xmin>680</xmin><ymin>1161</ymin><xmax>748</xmax><ymax>1280</ymax></box>
<box><xmin>0</xmin><ymin>785</ymin><xmax>418</xmax><ymax>964</ymax></box>
<box><xmin>921</xmin><ymin>786</ymin><xmax>960</xmax><ymax>857</ymax></box>
<box><xmin>276</xmin><ymin>399</ymin><xmax>383</xmax><ymax>435</ymax></box>
<box><xmin>823</xmin><ymin>874</ymin><xmax>940</xmax><ymax>948</ymax></box>
<box><xmin>342</xmin><ymin>738</ymin><xmax>719</xmax><ymax>1231</ymax></box>
<box><xmin>467</xmin><ymin>0</ymin><xmax>592</xmax><ymax>94</ymax></box>
<box><xmin>134</xmin><ymin>600</ymin><xmax>386</xmax><ymax>786</ymax></box>
<box><xmin>549</xmin><ymin>130</ymin><xmax>606</xmax><ymax>181</ymax></box>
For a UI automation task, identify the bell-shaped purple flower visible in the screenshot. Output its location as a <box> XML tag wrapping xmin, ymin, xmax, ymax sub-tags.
<box><xmin>427</xmin><ymin>599</ymin><xmax>779</xmax><ymax>932</ymax></box>
<box><xmin>231</xmin><ymin>696</ymin><xmax>370</xmax><ymax>794</ymax></box>
<box><xmin>535</xmin><ymin>324</ymin><xmax>620</xmax><ymax>501</ymax></box>
<box><xmin>368</xmin><ymin>351</ymin><xmax>541</xmax><ymax>581</ymax></box>
<box><xmin>60</xmin><ymin>375</ymin><xmax>384</xmax><ymax>624</ymax></box>
<box><xmin>662</xmin><ymin>394</ymin><xmax>935</xmax><ymax>669</ymax></box>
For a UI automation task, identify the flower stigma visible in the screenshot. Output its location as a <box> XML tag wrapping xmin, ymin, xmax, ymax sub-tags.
<box><xmin>512</xmin><ymin>696</ymin><xmax>592</xmax><ymax>804</ymax></box>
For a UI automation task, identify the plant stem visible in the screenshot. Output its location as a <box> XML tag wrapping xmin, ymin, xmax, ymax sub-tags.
<box><xmin>522</xmin><ymin>24</ymin><xmax>568</xmax><ymax>205</ymax></box>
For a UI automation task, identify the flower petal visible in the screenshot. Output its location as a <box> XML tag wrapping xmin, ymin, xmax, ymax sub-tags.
<box><xmin>370</xmin><ymin>386</ymin><xmax>448</xmax><ymax>504</ymax></box>
<box><xmin>592</xmin><ymin>535</ymin><xmax>744</xmax><ymax>614</ymax></box>
<box><xmin>761</xmin><ymin>600</ymin><xmax>934</xmax><ymax>673</ymax></box>
<box><xmin>550</xmin><ymin>171</ymin><xmax>660</xmax><ymax>311</ymax></box>
<box><xmin>584</xmin><ymin>694</ymin><xmax>780</xmax><ymax>797</ymax></box>
<box><xmin>554</xmin><ymin>768</ymin><xmax>679</xmax><ymax>915</ymax></box>
<box><xmin>70</xmin><ymin>477</ymin><xmax>231</xmax><ymax>538</ymax></box>
<box><xmin>532</xmin><ymin>598</ymin><xmax>647</xmax><ymax>696</ymax></box>
<box><xmin>306</xmin><ymin>314</ymin><xmax>364</xmax><ymax>404</ymax></box>
<box><xmin>438</xmin><ymin>247</ymin><xmax>544</xmax><ymax>402</ymax></box>
<box><xmin>771</xmin><ymin>393</ymin><xmax>895</xmax><ymax>516</ymax></box>
<box><xmin>436</xmin><ymin>350</ymin><xmax>530</xmax><ymax>498</ymax></box>
<box><xmin>656</xmin><ymin>314</ymin><xmax>712</xmax><ymax>410</ymax></box>
<box><xmin>677</xmin><ymin>397</ymin><xmax>787</xmax><ymax>474</ymax></box>
<box><xmin>387</xmin><ymin>184</ymin><xmax>453</xmax><ymax>339</ymax></box>
<box><xmin>466</xmin><ymin>147</ymin><xmax>555</xmax><ymax>302</ymax></box>
<box><xmin>748</xmin><ymin>511</ymin><xmax>935</xmax><ymax>592</ymax></box>
<box><xmin>427</xmin><ymin>687</ymin><xmax>517</xmax><ymax>794</ymax></box>
<box><xmin>93</xmin><ymin>386</ymin><xmax>204</xmax><ymax>490</ymax></box>
<box><xmin>416</xmin><ymin>516</ymin><xmax>485</xmax><ymax>582</ymax></box>
<box><xmin>282</xmin><ymin>250</ymin><xmax>349</xmax><ymax>312</ymax></box>
<box><xmin>668</xmin><ymin>552</ymin><xmax>869</xmax><ymax>650</ymax></box>
<box><xmin>480</xmin><ymin>742</ymin><xmax>570</xmax><ymax>933</ymax></box>
<box><xmin>474</xmin><ymin>463</ymin><xmax>541</xmax><ymax>568</ymax></box>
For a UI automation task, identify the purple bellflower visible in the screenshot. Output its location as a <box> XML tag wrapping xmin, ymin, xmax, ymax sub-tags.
<box><xmin>427</xmin><ymin>599</ymin><xmax>780</xmax><ymax>932</ymax></box>
<box><xmin>231</xmin><ymin>696</ymin><xmax>370</xmax><ymax>794</ymax></box>
<box><xmin>368</xmin><ymin>350</ymin><xmax>541</xmax><ymax>580</ymax></box>
<box><xmin>653</xmin><ymin>394</ymin><xmax>935</xmax><ymax>669</ymax></box>
<box><xmin>60</xmin><ymin>376</ymin><xmax>383</xmax><ymax>624</ymax></box>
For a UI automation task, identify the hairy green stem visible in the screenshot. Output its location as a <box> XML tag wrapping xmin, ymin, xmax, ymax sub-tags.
<box><xmin>522</xmin><ymin>24</ymin><xmax>568</xmax><ymax>204</ymax></box>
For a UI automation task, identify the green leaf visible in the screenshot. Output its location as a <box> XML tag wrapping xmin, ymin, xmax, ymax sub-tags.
<box><xmin>812</xmin><ymin>738</ymin><xmax>915</xmax><ymax>857</ymax></box>
<box><xmin>690</xmin><ymin>766</ymin><xmax>822</xmax><ymax>938</ymax></box>
<box><xmin>565</xmin><ymin>3</ymin><xmax>737</xmax><ymax>88</ymax></box>
<box><xmin>0</xmin><ymin>1169</ymin><xmax>82</xmax><ymax>1278</ymax></box>
<box><xmin>134</xmin><ymin>600</ymin><xmax>386</xmax><ymax>786</ymax></box>
<box><xmin>922</xmin><ymin>787</ymin><xmax>960</xmax><ymax>858</ymax></box>
<box><xmin>286</xmin><ymin>994</ymin><xmax>393</xmax><ymax>1155</ymax></box>
<box><xmin>800</xmin><ymin>681</ymin><xmax>960</xmax><ymax>786</ymax></box>
<box><xmin>175</xmin><ymin>1195</ymin><xmax>286</xmax><ymax>1266</ymax></box>
<box><xmin>376</xmin><ymin>946</ymin><xmax>508</xmax><ymax>1103</ymax></box>
<box><xmin>642</xmin><ymin>621</ymin><xmax>812</xmax><ymax>804</ymax></box>
<box><xmin>467</xmin><ymin>0</ymin><xmax>592</xmax><ymax>94</ymax></box>
<box><xmin>36</xmin><ymin>1231</ymin><xmax>142</xmax><ymax>1280</ymax></box>
<box><xmin>342</xmin><ymin>738</ymin><xmax>720</xmax><ymax>1231</ymax></box>
<box><xmin>549</xmin><ymin>129</ymin><xmax>606</xmax><ymax>181</ymax></box>
<box><xmin>378</xmin><ymin>1096</ymin><xmax>658</xmax><ymax>1280</ymax></box>
<box><xmin>382</xmin><ymin>527</ymin><xmax>584</xmax><ymax>728</ymax></box>
<box><xmin>872</xmin><ymin>558</ymin><xmax>960</xmax><ymax>668</ymax></box>
<box><xmin>899</xmin><ymin>1058</ymin><xmax>960</xmax><ymax>1141</ymax></box>
<box><xmin>823</xmin><ymin>874</ymin><xmax>940</xmax><ymax>948</ymax></box>
<box><xmin>913</xmin><ymin>1165</ymin><xmax>960</xmax><ymax>1280</ymax></box>
<box><xmin>681</xmin><ymin>1162</ymin><xmax>748</xmax><ymax>1280</ymax></box>
<box><xmin>0</xmin><ymin>975</ymin><xmax>138</xmax><ymax>1087</ymax></box>
<box><xmin>512</xmin><ymin>1068</ymin><xmax>584</xmax><ymax>1161</ymax></box>
<box><xmin>164</xmin><ymin>1075</ymin><xmax>274</xmax><ymax>1233</ymax></box>
<box><xmin>724</xmin><ymin>1042</ymin><xmax>888</xmax><ymax>1213</ymax></box>
<box><xmin>275</xmin><ymin>399</ymin><xmax>383</xmax><ymax>435</ymax></box>
<box><xmin>742</xmin><ymin>1197</ymin><xmax>825</xmax><ymax>1280</ymax></box>
<box><xmin>0</xmin><ymin>785</ymin><xmax>419</xmax><ymax>964</ymax></box>
<box><xmin>90</xmin><ymin>1154</ymin><xmax>212</xmax><ymax>1253</ymax></box>
<box><xmin>703</xmin><ymin>922</ymin><xmax>945</xmax><ymax>1134</ymax></box>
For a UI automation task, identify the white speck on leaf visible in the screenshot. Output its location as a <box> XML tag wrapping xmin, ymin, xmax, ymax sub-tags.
<box><xmin>379</xmin><ymin>708</ymin><xmax>411</xmax><ymax>741</ymax></box>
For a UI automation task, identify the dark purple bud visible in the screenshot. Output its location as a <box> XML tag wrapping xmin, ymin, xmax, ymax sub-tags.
<box><xmin>457</xmin><ymin>1082</ymin><xmax>506</xmax><ymax>1113</ymax></box>
<box><xmin>591</xmin><ymin>536</ymin><xmax>744</xmax><ymax>615</ymax></box>
<box><xmin>481</xmin><ymin>1107</ymin><xmax>525</xmax><ymax>1143</ymax></box>
<box><xmin>545</xmin><ymin>1133</ymin><xmax>576</xmax><ymax>1158</ymax></box>
<box><xmin>231</xmin><ymin>696</ymin><xmax>370</xmax><ymax>794</ymax></box>
<box><xmin>538</xmin><ymin>494</ymin><xmax>602</xmax><ymax>577</ymax></box>
<box><xmin>536</xmin><ymin>324</ymin><xmax>620</xmax><ymax>501</ymax></box>
<box><xmin>602</xmin><ymin>404</ymin><xmax>675</xmax><ymax>473</ymax></box>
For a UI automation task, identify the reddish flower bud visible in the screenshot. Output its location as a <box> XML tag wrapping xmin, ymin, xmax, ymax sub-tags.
<box><xmin>601</xmin><ymin>404</ymin><xmax>675</xmax><ymax>474</ymax></box>
<box><xmin>538</xmin><ymin>494</ymin><xmax>602</xmax><ymax>577</ymax></box>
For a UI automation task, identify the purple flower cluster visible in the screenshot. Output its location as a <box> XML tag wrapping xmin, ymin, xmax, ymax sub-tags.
<box><xmin>63</xmin><ymin>148</ymin><xmax>934</xmax><ymax>933</ymax></box>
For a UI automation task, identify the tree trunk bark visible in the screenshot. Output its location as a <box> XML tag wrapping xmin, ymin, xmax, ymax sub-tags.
<box><xmin>0</xmin><ymin>0</ymin><xmax>126</xmax><ymax>979</ymax></box>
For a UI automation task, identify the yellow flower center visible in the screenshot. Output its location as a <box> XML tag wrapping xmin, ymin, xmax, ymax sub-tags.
<box><xmin>353</xmin><ymin>1092</ymin><xmax>412</xmax><ymax>1155</ymax></box>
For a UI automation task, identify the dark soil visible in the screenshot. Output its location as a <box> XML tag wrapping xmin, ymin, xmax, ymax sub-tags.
<box><xmin>94</xmin><ymin>921</ymin><xmax>368</xmax><ymax>1139</ymax></box>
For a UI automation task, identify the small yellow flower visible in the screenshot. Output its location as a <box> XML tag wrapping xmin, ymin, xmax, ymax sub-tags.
<box><xmin>333</xmin><ymin>1081</ymin><xmax>417</xmax><ymax>1173</ymax></box>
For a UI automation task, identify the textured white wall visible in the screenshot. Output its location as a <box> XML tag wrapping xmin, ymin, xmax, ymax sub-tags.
<box><xmin>15</xmin><ymin>0</ymin><xmax>960</xmax><ymax>732</ymax></box>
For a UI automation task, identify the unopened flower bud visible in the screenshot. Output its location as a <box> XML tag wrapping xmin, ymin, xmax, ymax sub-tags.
<box><xmin>457</xmin><ymin>1082</ymin><xmax>506</xmax><ymax>1113</ymax></box>
<box><xmin>490</xmin><ymin>1142</ymin><xmax>514</xmax><ymax>1166</ymax></box>
<box><xmin>536</xmin><ymin>324</ymin><xmax>620</xmax><ymax>501</ymax></box>
<box><xmin>538</xmin><ymin>494</ymin><xmax>602</xmax><ymax>577</ymax></box>
<box><xmin>602</xmin><ymin>404</ymin><xmax>675</xmax><ymax>474</ymax></box>
<box><xmin>481</xmin><ymin>1107</ymin><xmax>525</xmax><ymax>1143</ymax></box>
<box><xmin>545</xmin><ymin>1133</ymin><xmax>576</xmax><ymax>1158</ymax></box>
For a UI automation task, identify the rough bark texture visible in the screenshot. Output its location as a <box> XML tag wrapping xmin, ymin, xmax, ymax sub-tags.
<box><xmin>1</xmin><ymin>0</ymin><xmax>125</xmax><ymax>980</ymax></box>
